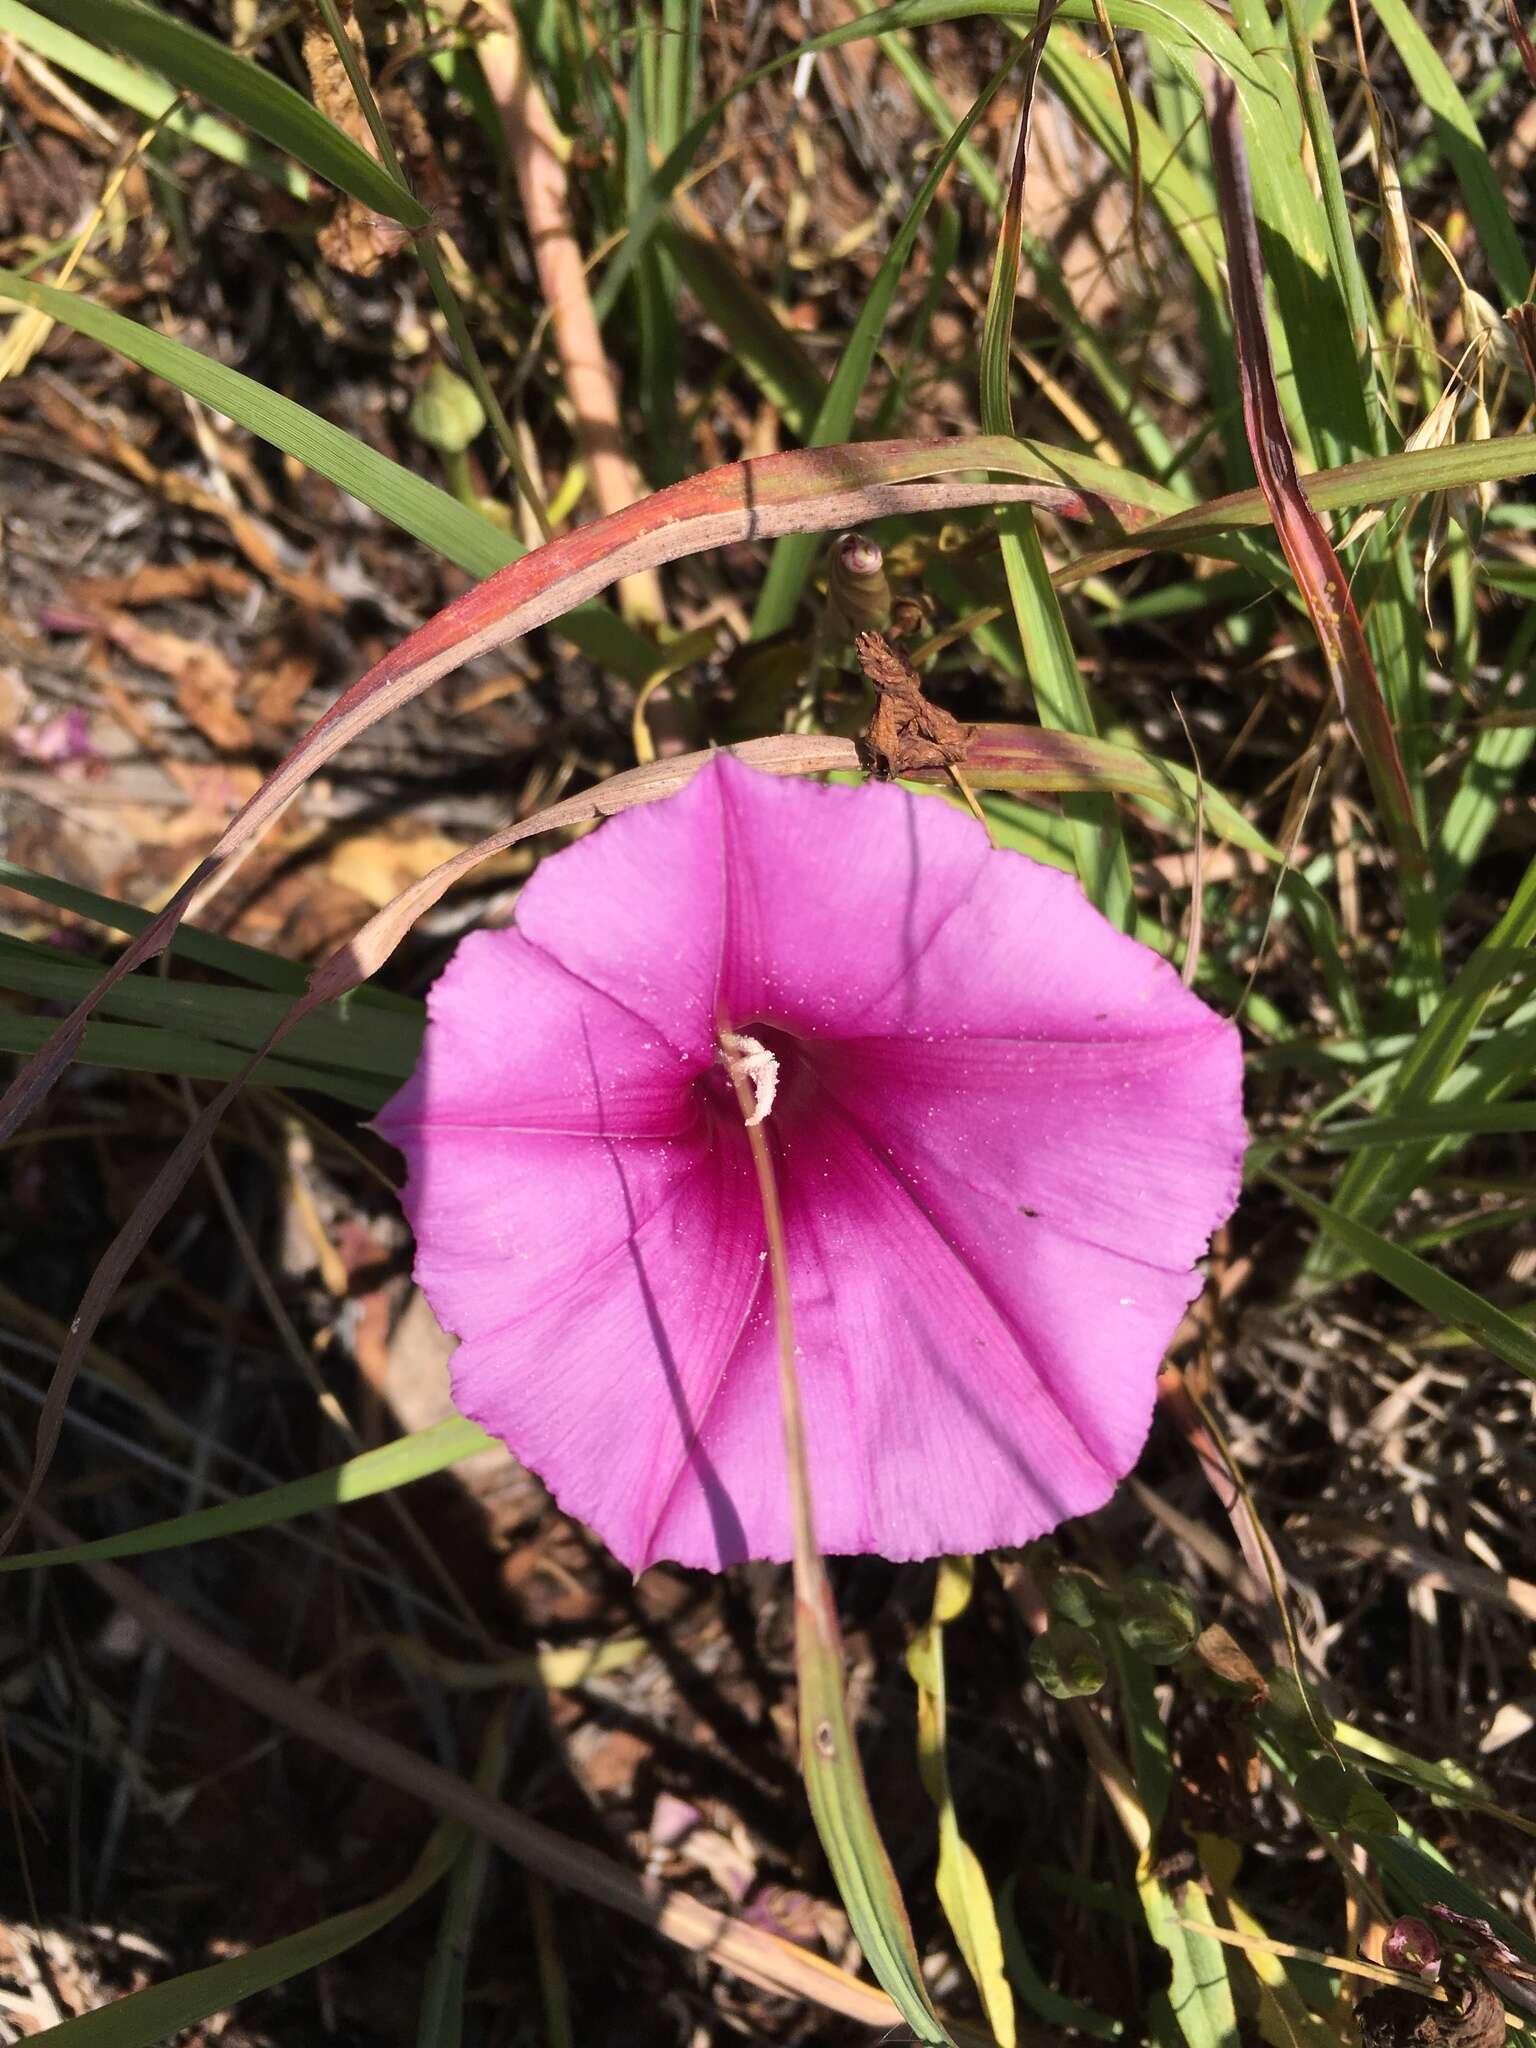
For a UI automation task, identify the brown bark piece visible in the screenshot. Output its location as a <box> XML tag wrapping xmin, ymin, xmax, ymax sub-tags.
<box><xmin>854</xmin><ymin>629</ymin><xmax>971</xmax><ymax>778</ymax></box>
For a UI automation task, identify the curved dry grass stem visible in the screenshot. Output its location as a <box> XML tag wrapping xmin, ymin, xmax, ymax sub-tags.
<box><xmin>478</xmin><ymin>6</ymin><xmax>665</xmax><ymax>623</ymax></box>
<box><xmin>18</xmin><ymin>1499</ymin><xmax>910</xmax><ymax>2033</ymax></box>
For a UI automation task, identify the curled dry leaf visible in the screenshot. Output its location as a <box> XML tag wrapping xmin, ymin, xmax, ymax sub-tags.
<box><xmin>854</xmin><ymin>629</ymin><xmax>971</xmax><ymax>778</ymax></box>
<box><xmin>1355</xmin><ymin>1973</ymin><xmax>1505</xmax><ymax>2048</ymax></box>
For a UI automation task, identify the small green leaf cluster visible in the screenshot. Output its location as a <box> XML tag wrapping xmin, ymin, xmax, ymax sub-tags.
<box><xmin>1030</xmin><ymin>1564</ymin><xmax>1201</xmax><ymax>1699</ymax></box>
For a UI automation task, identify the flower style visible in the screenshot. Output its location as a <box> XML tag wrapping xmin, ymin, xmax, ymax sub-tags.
<box><xmin>377</xmin><ymin>753</ymin><xmax>1245</xmax><ymax>1573</ymax></box>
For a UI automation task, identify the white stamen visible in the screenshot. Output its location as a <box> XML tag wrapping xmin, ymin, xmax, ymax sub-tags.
<box><xmin>720</xmin><ymin>1030</ymin><xmax>779</xmax><ymax>1127</ymax></box>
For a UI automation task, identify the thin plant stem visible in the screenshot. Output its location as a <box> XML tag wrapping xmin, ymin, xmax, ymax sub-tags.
<box><xmin>719</xmin><ymin>1038</ymin><xmax>818</xmax><ymax>1578</ymax></box>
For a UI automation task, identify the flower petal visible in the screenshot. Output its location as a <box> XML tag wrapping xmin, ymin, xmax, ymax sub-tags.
<box><xmin>510</xmin><ymin>768</ymin><xmax>729</xmax><ymax>1059</ymax></box>
<box><xmin>645</xmin><ymin>1100</ymin><xmax>1147</xmax><ymax>1567</ymax></box>
<box><xmin>434</xmin><ymin>1126</ymin><xmax>767</xmax><ymax>1574</ymax></box>
<box><xmin>375</xmin><ymin>928</ymin><xmax>699</xmax><ymax>1140</ymax></box>
<box><xmin>707</xmin><ymin>755</ymin><xmax>992</xmax><ymax>1033</ymax></box>
<box><xmin>812</xmin><ymin>1023</ymin><xmax>1244</xmax><ymax>1277</ymax></box>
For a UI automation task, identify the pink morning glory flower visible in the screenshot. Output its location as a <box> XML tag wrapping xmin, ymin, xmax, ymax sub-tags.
<box><xmin>377</xmin><ymin>753</ymin><xmax>1245</xmax><ymax>1573</ymax></box>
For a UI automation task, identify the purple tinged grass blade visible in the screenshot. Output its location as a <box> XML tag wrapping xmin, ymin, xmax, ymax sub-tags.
<box><xmin>0</xmin><ymin>438</ymin><xmax>1138</xmax><ymax>1149</ymax></box>
<box><xmin>1206</xmin><ymin>76</ymin><xmax>1427</xmax><ymax>884</ymax></box>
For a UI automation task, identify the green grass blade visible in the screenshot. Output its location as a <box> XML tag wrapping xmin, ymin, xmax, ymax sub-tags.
<box><xmin>0</xmin><ymin>269</ymin><xmax>653</xmax><ymax>679</ymax></box>
<box><xmin>1308</xmin><ymin>853</ymin><xmax>1536</xmax><ymax>1264</ymax></box>
<box><xmin>0</xmin><ymin>1012</ymin><xmax>387</xmax><ymax>1106</ymax></box>
<box><xmin>37</xmin><ymin>1820</ymin><xmax>461</xmax><ymax>2045</ymax></box>
<box><xmin>0</xmin><ymin>1417</ymin><xmax>492</xmax><ymax>1573</ymax></box>
<box><xmin>852</xmin><ymin>0</ymin><xmax>1180</xmax><ymax>475</ymax></box>
<box><xmin>1436</xmin><ymin>612</ymin><xmax>1536</xmax><ymax>904</ymax></box>
<box><xmin>1371</xmin><ymin>1831</ymin><xmax>1536</xmax><ymax>1972</ymax></box>
<box><xmin>1365</xmin><ymin>0</ymin><xmax>1530</xmax><ymax>303</ymax></box>
<box><xmin>1314</xmin><ymin>1102</ymin><xmax>1536</xmax><ymax>1149</ymax></box>
<box><xmin>0</xmin><ymin>944</ymin><xmax>422</xmax><ymax>1080</ymax></box>
<box><xmin>659</xmin><ymin>220</ymin><xmax>826</xmax><ymax>439</ymax></box>
<box><xmin>1270</xmin><ymin>1169</ymin><xmax>1536</xmax><ymax>1379</ymax></box>
<box><xmin>0</xmin><ymin>0</ymin><xmax>310</xmax><ymax>193</ymax></box>
<box><xmin>981</xmin><ymin>4</ymin><xmax>1135</xmax><ymax>928</ymax></box>
<box><xmin>998</xmin><ymin>1885</ymin><xmax>1123</xmax><ymax>2037</ymax></box>
<box><xmin>797</xmin><ymin>1577</ymin><xmax>954</xmax><ymax>2045</ymax></box>
<box><xmin>1273</xmin><ymin>0</ymin><xmax>1383</xmax><ymax>454</ymax></box>
<box><xmin>749</xmin><ymin>51</ymin><xmax>1021</xmax><ymax>638</ymax></box>
<box><xmin>415</xmin><ymin>1710</ymin><xmax>510</xmax><ymax>2048</ymax></box>
<box><xmin>0</xmin><ymin>856</ymin><xmax>420</xmax><ymax>1011</ymax></box>
<box><xmin>1043</xmin><ymin>27</ymin><xmax>1222</xmax><ymax>299</ymax></box>
<box><xmin>31</xmin><ymin>0</ymin><xmax>428</xmax><ymax>224</ymax></box>
<box><xmin>907</xmin><ymin>1558</ymin><xmax>1017</xmax><ymax>2046</ymax></box>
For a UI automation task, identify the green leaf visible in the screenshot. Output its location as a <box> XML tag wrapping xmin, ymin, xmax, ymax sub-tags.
<box><xmin>0</xmin><ymin>1417</ymin><xmax>492</xmax><ymax>1572</ymax></box>
<box><xmin>1269</xmin><ymin>1169</ymin><xmax>1536</xmax><ymax>1380</ymax></box>
<box><xmin>1138</xmin><ymin>1877</ymin><xmax>1240</xmax><ymax>2048</ymax></box>
<box><xmin>1292</xmin><ymin>1756</ymin><xmax>1400</xmax><ymax>1836</ymax></box>
<box><xmin>907</xmin><ymin>1557</ymin><xmax>1017</xmax><ymax>2047</ymax></box>
<box><xmin>0</xmin><ymin>270</ymin><xmax>653</xmax><ymax>681</ymax></box>
<box><xmin>0</xmin><ymin>0</ymin><xmax>309</xmax><ymax>193</ymax></box>
<box><xmin>38</xmin><ymin>1820</ymin><xmax>460</xmax><ymax>2045</ymax></box>
<box><xmin>31</xmin><ymin>0</ymin><xmax>428</xmax><ymax>224</ymax></box>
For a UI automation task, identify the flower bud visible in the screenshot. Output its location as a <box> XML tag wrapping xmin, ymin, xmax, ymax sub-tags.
<box><xmin>1117</xmin><ymin>1574</ymin><xmax>1199</xmax><ymax>1665</ymax></box>
<box><xmin>1381</xmin><ymin>1917</ymin><xmax>1442</xmax><ymax>1982</ymax></box>
<box><xmin>1048</xmin><ymin>1566</ymin><xmax>1101</xmax><ymax>1629</ymax></box>
<box><xmin>410</xmin><ymin>363</ymin><xmax>486</xmax><ymax>454</ymax></box>
<box><xmin>825</xmin><ymin>531</ymin><xmax>891</xmax><ymax>638</ymax></box>
<box><xmin>1030</xmin><ymin>1623</ymin><xmax>1108</xmax><ymax>1699</ymax></box>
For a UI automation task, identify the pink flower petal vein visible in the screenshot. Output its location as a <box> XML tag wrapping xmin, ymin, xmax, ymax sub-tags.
<box><xmin>377</xmin><ymin>753</ymin><xmax>1245</xmax><ymax>1572</ymax></box>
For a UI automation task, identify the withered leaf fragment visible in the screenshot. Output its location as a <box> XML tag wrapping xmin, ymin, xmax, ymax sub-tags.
<box><xmin>1356</xmin><ymin>1973</ymin><xmax>1504</xmax><ymax>2048</ymax></box>
<box><xmin>855</xmin><ymin>630</ymin><xmax>971</xmax><ymax>780</ymax></box>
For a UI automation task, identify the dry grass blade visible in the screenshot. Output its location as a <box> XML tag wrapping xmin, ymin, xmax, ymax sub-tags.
<box><xmin>17</xmin><ymin>1503</ymin><xmax>927</xmax><ymax>2035</ymax></box>
<box><xmin>0</xmin><ymin>437</ymin><xmax>1132</xmax><ymax>1149</ymax></box>
<box><xmin>477</xmin><ymin>3</ymin><xmax>663</xmax><ymax>621</ymax></box>
<box><xmin>1206</xmin><ymin>75</ymin><xmax>1426</xmax><ymax>878</ymax></box>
